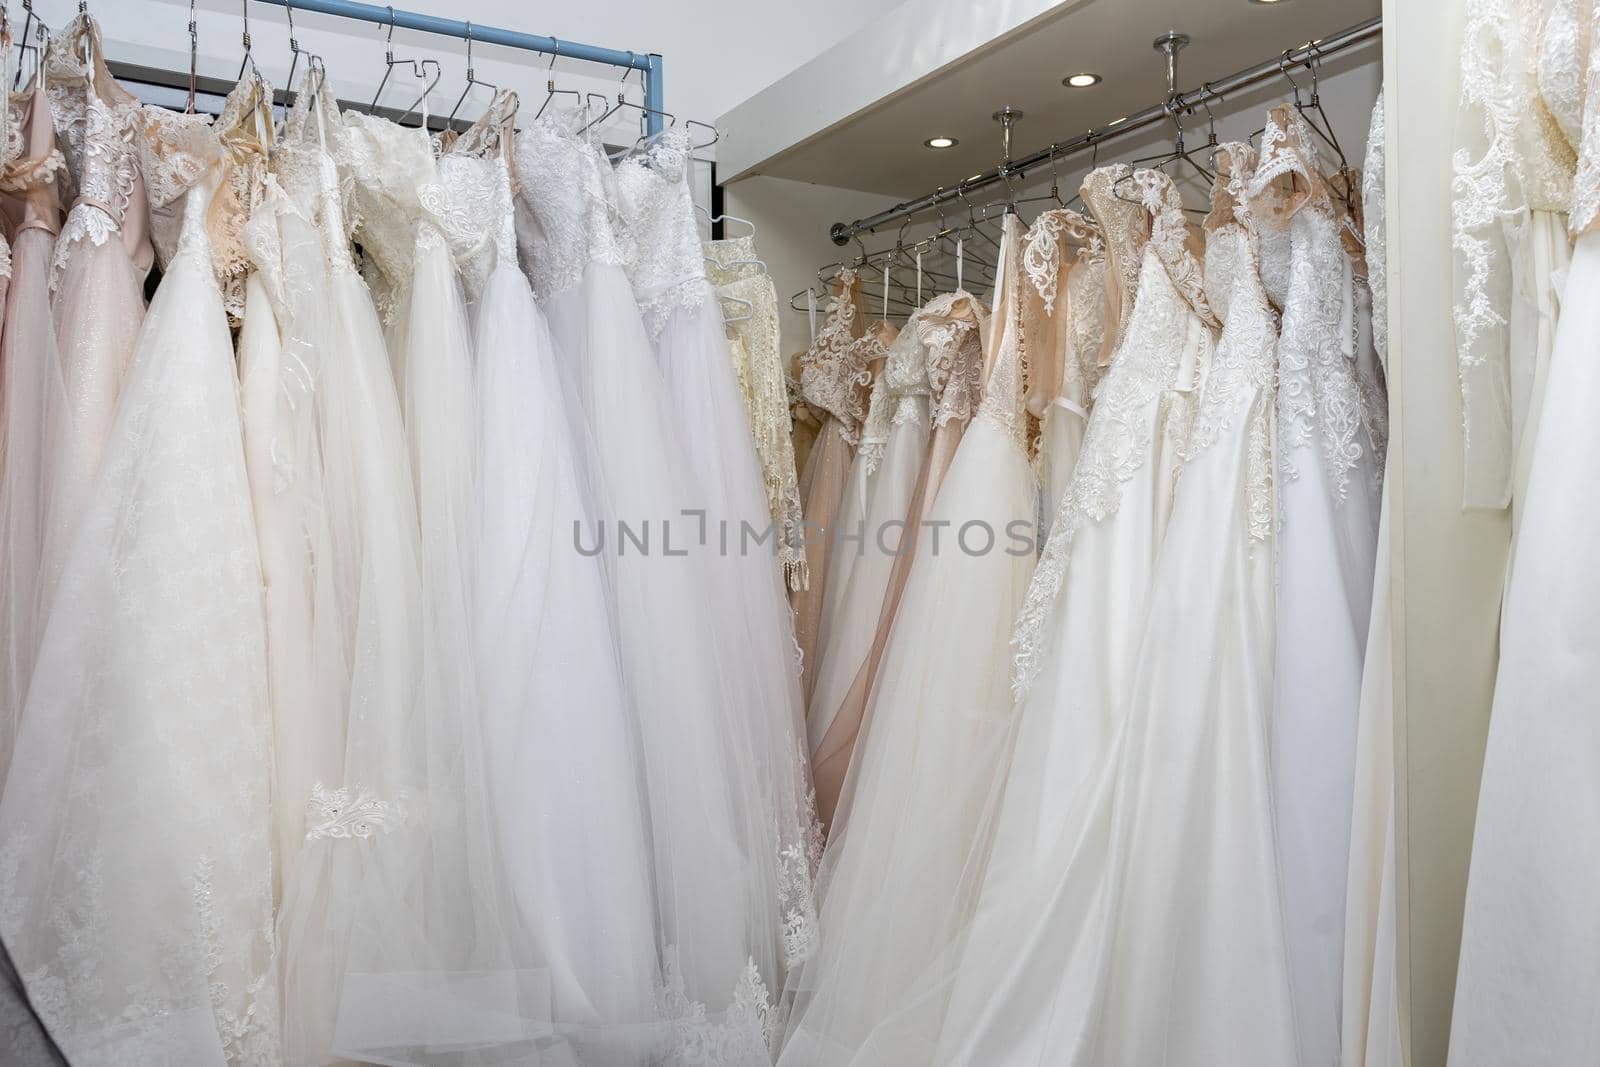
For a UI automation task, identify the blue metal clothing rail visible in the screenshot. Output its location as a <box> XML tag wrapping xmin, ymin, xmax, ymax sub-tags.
<box><xmin>254</xmin><ymin>0</ymin><xmax>664</xmax><ymax>135</ymax></box>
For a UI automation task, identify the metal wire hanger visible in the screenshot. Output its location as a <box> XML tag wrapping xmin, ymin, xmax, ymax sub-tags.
<box><xmin>447</xmin><ymin>21</ymin><xmax>498</xmax><ymax>126</ymax></box>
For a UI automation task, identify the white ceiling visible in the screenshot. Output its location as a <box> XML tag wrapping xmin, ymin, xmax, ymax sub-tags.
<box><xmin>750</xmin><ymin>0</ymin><xmax>1380</xmax><ymax>197</ymax></box>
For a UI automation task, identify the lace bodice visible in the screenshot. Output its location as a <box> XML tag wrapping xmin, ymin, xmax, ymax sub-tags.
<box><xmin>212</xmin><ymin>72</ymin><xmax>275</xmax><ymax>323</ymax></box>
<box><xmin>41</xmin><ymin>17</ymin><xmax>151</xmax><ymax>295</ymax></box>
<box><xmin>434</xmin><ymin>92</ymin><xmax>520</xmax><ymax>304</ymax></box>
<box><xmin>1453</xmin><ymin>0</ymin><xmax>1585</xmax><ymax>505</ymax></box>
<box><xmin>1248</xmin><ymin>106</ymin><xmax>1372</xmax><ymax>503</ymax></box>
<box><xmin>858</xmin><ymin>312</ymin><xmax>931</xmax><ymax>474</ymax></box>
<box><xmin>0</xmin><ymin>89</ymin><xmax>65</xmax><ymax>236</ymax></box>
<box><xmin>1012</xmin><ymin>203</ymin><xmax>1217</xmax><ymax>698</ymax></box>
<box><xmin>512</xmin><ymin>118</ymin><xmax>633</xmax><ymax>302</ymax></box>
<box><xmin>1081</xmin><ymin>164</ymin><xmax>1151</xmax><ymax>363</ymax></box>
<box><xmin>977</xmin><ymin>214</ymin><xmax>1037</xmax><ymax>453</ymax></box>
<box><xmin>42</xmin><ymin>15</ymin><xmax>141</xmax><ymax>202</ymax></box>
<box><xmin>1021</xmin><ymin>208</ymin><xmax>1105</xmax><ymax>420</ymax></box>
<box><xmin>797</xmin><ymin>270</ymin><xmax>873</xmax><ymax>441</ymax></box>
<box><xmin>917</xmin><ymin>290</ymin><xmax>988</xmax><ymax>429</ymax></box>
<box><xmin>1196</xmin><ymin>143</ymin><xmax>1278</xmax><ymax>541</ymax></box>
<box><xmin>273</xmin><ymin>87</ymin><xmax>358</xmax><ymax>281</ymax></box>
<box><xmin>1540</xmin><ymin>0</ymin><xmax>1590</xmax><ymax>148</ymax></box>
<box><xmin>614</xmin><ymin>128</ymin><xmax>711</xmax><ymax>338</ymax></box>
<box><xmin>132</xmin><ymin>107</ymin><xmax>219</xmax><ymax>271</ymax></box>
<box><xmin>1572</xmin><ymin>0</ymin><xmax>1600</xmax><ymax>232</ymax></box>
<box><xmin>338</xmin><ymin>110</ymin><xmax>446</xmax><ymax>320</ymax></box>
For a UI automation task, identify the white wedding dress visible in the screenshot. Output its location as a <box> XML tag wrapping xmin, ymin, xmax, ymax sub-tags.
<box><xmin>447</xmin><ymin>93</ymin><xmax>661</xmax><ymax>1061</ymax></box>
<box><xmin>236</xmin><ymin>80</ymin><xmax>346</xmax><ymax>907</ymax></box>
<box><xmin>1248</xmin><ymin>106</ymin><xmax>1383</xmax><ymax>1067</ymax></box>
<box><xmin>1022</xmin><ymin>209</ymin><xmax>1105</xmax><ymax>538</ymax></box>
<box><xmin>935</xmin><ymin>168</ymin><xmax>1219</xmax><ymax>1064</ymax></box>
<box><xmin>1005</xmin><ymin>144</ymin><xmax>1293</xmax><ymax>1065</ymax></box>
<box><xmin>1448</xmin><ymin>44</ymin><xmax>1600</xmax><ymax>1065</ymax></box>
<box><xmin>0</xmin><ymin>108</ymin><xmax>283</xmax><ymax>1064</ymax></box>
<box><xmin>274</xmin><ymin>97</ymin><xmax>549</xmax><ymax>1063</ymax></box>
<box><xmin>615</xmin><ymin>130</ymin><xmax>822</xmax><ymax>981</ymax></box>
<box><xmin>515</xmin><ymin>115</ymin><xmax>787</xmax><ymax>1062</ymax></box>
<box><xmin>778</xmin><ymin>213</ymin><xmax>1040</xmax><ymax>1067</ymax></box>
<box><xmin>1340</xmin><ymin>92</ymin><xmax>1403</xmax><ymax>1067</ymax></box>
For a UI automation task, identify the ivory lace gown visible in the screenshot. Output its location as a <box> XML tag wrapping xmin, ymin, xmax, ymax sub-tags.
<box><xmin>1452</xmin><ymin>0</ymin><xmax>1582</xmax><ymax>527</ymax></box>
<box><xmin>455</xmin><ymin>94</ymin><xmax>660</xmax><ymax>1055</ymax></box>
<box><xmin>934</xmin><ymin>167</ymin><xmax>1220</xmax><ymax>1064</ymax></box>
<box><xmin>0</xmin><ymin>106</ymin><xmax>283</xmax><ymax>1064</ymax></box>
<box><xmin>1021</xmin><ymin>209</ymin><xmax>1106</xmax><ymax>534</ymax></box>
<box><xmin>39</xmin><ymin>15</ymin><xmax>152</xmax><ymax>624</ymax></box>
<box><xmin>779</xmin><ymin>213</ymin><xmax>1040</xmax><ymax>1067</ymax></box>
<box><xmin>235</xmin><ymin>70</ymin><xmax>356</xmax><ymax>934</ymax></box>
<box><xmin>0</xmin><ymin>80</ymin><xmax>65</xmax><ymax>786</ymax></box>
<box><xmin>705</xmin><ymin>236</ymin><xmax>807</xmax><ymax>586</ymax></box>
<box><xmin>791</xmin><ymin>271</ymin><xmax>870</xmax><ymax>705</ymax></box>
<box><xmin>808</xmin><ymin>291</ymin><xmax>988</xmax><ymax>832</ymax></box>
<box><xmin>1248</xmin><ymin>106</ymin><xmax>1383</xmax><ymax>1067</ymax></box>
<box><xmin>515</xmin><ymin>116</ymin><xmax>791</xmax><ymax>1060</ymax></box>
<box><xmin>806</xmin><ymin>316</ymin><xmax>930</xmax><ymax>767</ymax></box>
<box><xmin>1449</xmin><ymin>14</ymin><xmax>1600</xmax><ymax>1062</ymax></box>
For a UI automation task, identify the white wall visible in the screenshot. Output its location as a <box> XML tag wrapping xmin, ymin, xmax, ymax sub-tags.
<box><xmin>722</xmin><ymin>176</ymin><xmax>905</xmax><ymax>354</ymax></box>
<box><xmin>36</xmin><ymin>0</ymin><xmax>906</xmax><ymax>149</ymax></box>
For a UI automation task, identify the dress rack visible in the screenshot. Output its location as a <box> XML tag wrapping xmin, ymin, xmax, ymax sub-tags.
<box><xmin>827</xmin><ymin>14</ymin><xmax>1380</xmax><ymax>245</ymax></box>
<box><xmin>105</xmin><ymin>0</ymin><xmax>663</xmax><ymax>136</ymax></box>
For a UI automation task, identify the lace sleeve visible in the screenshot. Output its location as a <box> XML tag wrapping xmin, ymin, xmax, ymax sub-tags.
<box><xmin>1363</xmin><ymin>94</ymin><xmax>1389</xmax><ymax>372</ymax></box>
<box><xmin>1572</xmin><ymin>0</ymin><xmax>1600</xmax><ymax>233</ymax></box>
<box><xmin>1452</xmin><ymin>0</ymin><xmax>1539</xmax><ymax>508</ymax></box>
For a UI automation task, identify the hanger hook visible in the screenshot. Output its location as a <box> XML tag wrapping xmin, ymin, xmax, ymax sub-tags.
<box><xmin>1279</xmin><ymin>49</ymin><xmax>1304</xmax><ymax>107</ymax></box>
<box><xmin>185</xmin><ymin>0</ymin><xmax>200</xmax><ymax>114</ymax></box>
<box><xmin>1198</xmin><ymin>82</ymin><xmax>1219</xmax><ymax>146</ymax></box>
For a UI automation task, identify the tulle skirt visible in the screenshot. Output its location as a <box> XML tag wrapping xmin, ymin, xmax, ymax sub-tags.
<box><xmin>976</xmin><ymin>383</ymin><xmax>1296</xmax><ymax>1066</ymax></box>
<box><xmin>40</xmin><ymin>218</ymin><xmax>145</xmax><ymax>614</ymax></box>
<box><xmin>653</xmin><ymin>291</ymin><xmax>821</xmax><ymax>977</ymax></box>
<box><xmin>0</xmin><ymin>227</ymin><xmax>64</xmax><ymax>785</ymax></box>
<box><xmin>1448</xmin><ymin>230</ymin><xmax>1600</xmax><ymax>1067</ymax></box>
<box><xmin>474</xmin><ymin>261</ymin><xmax>660</xmax><ymax>1058</ymax></box>
<box><xmin>0</xmin><ymin>192</ymin><xmax>281</xmax><ymax>1063</ymax></box>
<box><xmin>779</xmin><ymin>415</ymin><xmax>1035</xmax><ymax>1067</ymax></box>
<box><xmin>542</xmin><ymin>262</ymin><xmax>782</xmax><ymax>1060</ymax></box>
<box><xmin>1273</xmin><ymin>318</ymin><xmax>1381</xmax><ymax>1067</ymax></box>
<box><xmin>807</xmin><ymin>400</ymin><xmax>929</xmax><ymax>759</ymax></box>
<box><xmin>934</xmin><ymin>384</ymin><xmax>1190</xmax><ymax>1064</ymax></box>
<box><xmin>237</xmin><ymin>195</ymin><xmax>345</xmax><ymax>907</ymax></box>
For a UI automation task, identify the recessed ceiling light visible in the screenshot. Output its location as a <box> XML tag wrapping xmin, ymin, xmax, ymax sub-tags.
<box><xmin>1063</xmin><ymin>72</ymin><xmax>1102</xmax><ymax>88</ymax></box>
<box><xmin>924</xmin><ymin>136</ymin><xmax>958</xmax><ymax>149</ymax></box>
<box><xmin>1249</xmin><ymin>0</ymin><xmax>1290</xmax><ymax>5</ymax></box>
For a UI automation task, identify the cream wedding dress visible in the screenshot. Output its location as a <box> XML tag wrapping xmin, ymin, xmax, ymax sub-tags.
<box><xmin>1249</xmin><ymin>106</ymin><xmax>1383</xmax><ymax>1067</ymax></box>
<box><xmin>0</xmin><ymin>106</ymin><xmax>283</xmax><ymax>1064</ymax></box>
<box><xmin>1449</xmin><ymin>11</ymin><xmax>1600</xmax><ymax>1062</ymax></box>
<box><xmin>779</xmin><ymin>214</ymin><xmax>1040</xmax><ymax>1067</ymax></box>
